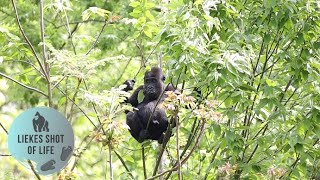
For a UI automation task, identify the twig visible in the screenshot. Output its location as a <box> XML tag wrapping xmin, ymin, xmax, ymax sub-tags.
<box><xmin>0</xmin><ymin>72</ymin><xmax>47</xmax><ymax>97</ymax></box>
<box><xmin>134</xmin><ymin>39</ymin><xmax>146</xmax><ymax>68</ymax></box>
<box><xmin>164</xmin><ymin>121</ymin><xmax>206</xmax><ymax>180</ymax></box>
<box><xmin>56</xmin><ymin>85</ymin><xmax>97</xmax><ymax>129</ymax></box>
<box><xmin>67</xmin><ymin>79</ymin><xmax>82</xmax><ymax>120</ymax></box>
<box><xmin>204</xmin><ymin>144</ymin><xmax>221</xmax><ymax>179</ymax></box>
<box><xmin>3</xmin><ymin>59</ymin><xmax>44</xmax><ymax>77</ymax></box>
<box><xmin>175</xmin><ymin>111</ymin><xmax>181</xmax><ymax>180</ymax></box>
<box><xmin>59</xmin><ymin>10</ymin><xmax>77</xmax><ymax>54</ymax></box>
<box><xmin>56</xmin><ymin>19</ymin><xmax>107</xmax><ymax>28</ymax></box>
<box><xmin>152</xmin><ymin>118</ymin><xmax>174</xmax><ymax>176</ymax></box>
<box><xmin>27</xmin><ymin>160</ymin><xmax>41</xmax><ymax>180</ymax></box>
<box><xmin>51</xmin><ymin>76</ymin><xmax>66</xmax><ymax>90</ymax></box>
<box><xmin>147</xmin><ymin>121</ymin><xmax>206</xmax><ymax>180</ymax></box>
<box><xmin>108</xmin><ymin>143</ymin><xmax>114</xmax><ymax>180</ymax></box>
<box><xmin>142</xmin><ymin>145</ymin><xmax>147</xmax><ymax>179</ymax></box>
<box><xmin>0</xmin><ymin>122</ymin><xmax>8</xmax><ymax>134</ymax></box>
<box><xmin>83</xmin><ymin>80</ymin><xmax>106</xmax><ymax>135</ymax></box>
<box><xmin>113</xmin><ymin>58</ymin><xmax>132</xmax><ymax>87</ymax></box>
<box><xmin>39</xmin><ymin>0</ymin><xmax>52</xmax><ymax>107</ymax></box>
<box><xmin>0</xmin><ymin>154</ymin><xmax>11</xmax><ymax>156</ymax></box>
<box><xmin>114</xmin><ymin>150</ymin><xmax>135</xmax><ymax>179</ymax></box>
<box><xmin>11</xmin><ymin>0</ymin><xmax>48</xmax><ymax>81</ymax></box>
<box><xmin>159</xmin><ymin>149</ymin><xmax>165</xmax><ymax>180</ymax></box>
<box><xmin>86</xmin><ymin>21</ymin><xmax>107</xmax><ymax>55</ymax></box>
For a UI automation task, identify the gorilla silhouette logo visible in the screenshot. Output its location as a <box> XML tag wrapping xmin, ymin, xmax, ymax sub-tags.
<box><xmin>32</xmin><ymin>112</ymin><xmax>49</xmax><ymax>132</ymax></box>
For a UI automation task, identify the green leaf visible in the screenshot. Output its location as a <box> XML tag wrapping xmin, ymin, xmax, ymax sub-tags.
<box><xmin>212</xmin><ymin>124</ymin><xmax>221</xmax><ymax>136</ymax></box>
<box><xmin>145</xmin><ymin>10</ymin><xmax>155</xmax><ymax>21</ymax></box>
<box><xmin>264</xmin><ymin>0</ymin><xmax>276</xmax><ymax>8</ymax></box>
<box><xmin>145</xmin><ymin>2</ymin><xmax>155</xmax><ymax>9</ymax></box>
<box><xmin>266</xmin><ymin>79</ymin><xmax>278</xmax><ymax>87</ymax></box>
<box><xmin>294</xmin><ymin>143</ymin><xmax>303</xmax><ymax>153</ymax></box>
<box><xmin>194</xmin><ymin>0</ymin><xmax>204</xmax><ymax>6</ymax></box>
<box><xmin>129</xmin><ymin>1</ymin><xmax>140</xmax><ymax>7</ymax></box>
<box><xmin>82</xmin><ymin>7</ymin><xmax>111</xmax><ymax>21</ymax></box>
<box><xmin>296</xmin><ymin>32</ymin><xmax>304</xmax><ymax>45</ymax></box>
<box><xmin>138</xmin><ymin>89</ymin><xmax>144</xmax><ymax>103</ymax></box>
<box><xmin>252</xmin><ymin>164</ymin><xmax>261</xmax><ymax>172</ymax></box>
<box><xmin>239</xmin><ymin>84</ymin><xmax>256</xmax><ymax>92</ymax></box>
<box><xmin>143</xmin><ymin>26</ymin><xmax>152</xmax><ymax>38</ymax></box>
<box><xmin>263</xmin><ymin>34</ymin><xmax>271</xmax><ymax>44</ymax></box>
<box><xmin>124</xmin><ymin>155</ymin><xmax>135</xmax><ymax>163</ymax></box>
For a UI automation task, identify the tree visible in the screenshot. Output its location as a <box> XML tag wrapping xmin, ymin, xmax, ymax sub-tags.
<box><xmin>0</xmin><ymin>0</ymin><xmax>319</xmax><ymax>179</ymax></box>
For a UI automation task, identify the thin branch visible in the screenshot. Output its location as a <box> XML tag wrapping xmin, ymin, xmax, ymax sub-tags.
<box><xmin>67</xmin><ymin>79</ymin><xmax>82</xmax><ymax>120</ymax></box>
<box><xmin>60</xmin><ymin>10</ymin><xmax>77</xmax><ymax>54</ymax></box>
<box><xmin>3</xmin><ymin>59</ymin><xmax>44</xmax><ymax>77</ymax></box>
<box><xmin>108</xmin><ymin>143</ymin><xmax>114</xmax><ymax>180</ymax></box>
<box><xmin>142</xmin><ymin>145</ymin><xmax>147</xmax><ymax>179</ymax></box>
<box><xmin>204</xmin><ymin>144</ymin><xmax>221</xmax><ymax>179</ymax></box>
<box><xmin>27</xmin><ymin>160</ymin><xmax>41</xmax><ymax>180</ymax></box>
<box><xmin>56</xmin><ymin>19</ymin><xmax>107</xmax><ymax>28</ymax></box>
<box><xmin>51</xmin><ymin>76</ymin><xmax>66</xmax><ymax>90</ymax></box>
<box><xmin>0</xmin><ymin>122</ymin><xmax>8</xmax><ymax>134</ymax></box>
<box><xmin>165</xmin><ymin>121</ymin><xmax>206</xmax><ymax>180</ymax></box>
<box><xmin>83</xmin><ymin>80</ymin><xmax>106</xmax><ymax>135</ymax></box>
<box><xmin>145</xmin><ymin>40</ymin><xmax>162</xmax><ymax>62</ymax></box>
<box><xmin>0</xmin><ymin>72</ymin><xmax>47</xmax><ymax>97</ymax></box>
<box><xmin>114</xmin><ymin>150</ymin><xmax>135</xmax><ymax>179</ymax></box>
<box><xmin>39</xmin><ymin>0</ymin><xmax>52</xmax><ymax>107</ymax></box>
<box><xmin>113</xmin><ymin>58</ymin><xmax>132</xmax><ymax>87</ymax></box>
<box><xmin>86</xmin><ymin>21</ymin><xmax>107</xmax><ymax>55</ymax></box>
<box><xmin>148</xmin><ymin>121</ymin><xmax>206</xmax><ymax>180</ymax></box>
<box><xmin>55</xmin><ymin>85</ymin><xmax>98</xmax><ymax>129</ymax></box>
<box><xmin>11</xmin><ymin>0</ymin><xmax>48</xmax><ymax>81</ymax></box>
<box><xmin>152</xmin><ymin>117</ymin><xmax>174</xmax><ymax>176</ymax></box>
<box><xmin>0</xmin><ymin>154</ymin><xmax>11</xmax><ymax>156</ymax></box>
<box><xmin>175</xmin><ymin>112</ymin><xmax>181</xmax><ymax>180</ymax></box>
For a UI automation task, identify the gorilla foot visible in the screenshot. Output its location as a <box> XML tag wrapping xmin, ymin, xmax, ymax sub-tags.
<box><xmin>138</xmin><ymin>129</ymin><xmax>149</xmax><ymax>143</ymax></box>
<box><xmin>157</xmin><ymin>133</ymin><xmax>165</xmax><ymax>144</ymax></box>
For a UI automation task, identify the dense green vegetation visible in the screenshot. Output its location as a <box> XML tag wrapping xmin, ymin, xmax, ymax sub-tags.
<box><xmin>0</xmin><ymin>0</ymin><xmax>319</xmax><ymax>179</ymax></box>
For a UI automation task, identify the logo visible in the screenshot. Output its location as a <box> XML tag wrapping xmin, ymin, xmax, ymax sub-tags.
<box><xmin>32</xmin><ymin>112</ymin><xmax>49</xmax><ymax>132</ymax></box>
<box><xmin>7</xmin><ymin>107</ymin><xmax>74</xmax><ymax>175</ymax></box>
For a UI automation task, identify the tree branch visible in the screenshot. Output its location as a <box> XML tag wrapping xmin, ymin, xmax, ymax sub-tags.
<box><xmin>0</xmin><ymin>72</ymin><xmax>47</xmax><ymax>97</ymax></box>
<box><xmin>27</xmin><ymin>160</ymin><xmax>41</xmax><ymax>180</ymax></box>
<box><xmin>11</xmin><ymin>0</ymin><xmax>48</xmax><ymax>81</ymax></box>
<box><xmin>86</xmin><ymin>21</ymin><xmax>107</xmax><ymax>55</ymax></box>
<box><xmin>39</xmin><ymin>0</ymin><xmax>52</xmax><ymax>107</ymax></box>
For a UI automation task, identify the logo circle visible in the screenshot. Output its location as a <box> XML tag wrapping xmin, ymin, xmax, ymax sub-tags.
<box><xmin>7</xmin><ymin>107</ymin><xmax>74</xmax><ymax>175</ymax></box>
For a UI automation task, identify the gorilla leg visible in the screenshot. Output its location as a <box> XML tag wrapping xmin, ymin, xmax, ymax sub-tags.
<box><xmin>43</xmin><ymin>121</ymin><xmax>49</xmax><ymax>132</ymax></box>
<box><xmin>33</xmin><ymin>119</ymin><xmax>38</xmax><ymax>132</ymax></box>
<box><xmin>126</xmin><ymin>111</ymin><xmax>146</xmax><ymax>143</ymax></box>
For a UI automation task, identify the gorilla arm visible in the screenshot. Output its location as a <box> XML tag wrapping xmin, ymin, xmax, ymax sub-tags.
<box><xmin>125</xmin><ymin>85</ymin><xmax>143</xmax><ymax>108</ymax></box>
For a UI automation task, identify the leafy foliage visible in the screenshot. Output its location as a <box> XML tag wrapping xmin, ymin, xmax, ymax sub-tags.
<box><xmin>0</xmin><ymin>0</ymin><xmax>319</xmax><ymax>179</ymax></box>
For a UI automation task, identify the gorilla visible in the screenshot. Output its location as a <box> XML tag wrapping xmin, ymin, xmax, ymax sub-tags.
<box><xmin>124</xmin><ymin>67</ymin><xmax>176</xmax><ymax>143</ymax></box>
<box><xmin>32</xmin><ymin>112</ymin><xmax>49</xmax><ymax>132</ymax></box>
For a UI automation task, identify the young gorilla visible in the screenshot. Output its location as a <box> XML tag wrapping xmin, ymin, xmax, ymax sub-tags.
<box><xmin>124</xmin><ymin>67</ymin><xmax>175</xmax><ymax>143</ymax></box>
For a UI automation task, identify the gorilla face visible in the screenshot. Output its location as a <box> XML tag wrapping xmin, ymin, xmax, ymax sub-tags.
<box><xmin>143</xmin><ymin>67</ymin><xmax>165</xmax><ymax>100</ymax></box>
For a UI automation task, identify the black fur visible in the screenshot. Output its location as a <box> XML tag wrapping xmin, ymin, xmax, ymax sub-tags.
<box><xmin>124</xmin><ymin>67</ymin><xmax>175</xmax><ymax>143</ymax></box>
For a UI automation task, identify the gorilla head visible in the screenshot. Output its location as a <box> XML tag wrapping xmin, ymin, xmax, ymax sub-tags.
<box><xmin>143</xmin><ymin>67</ymin><xmax>166</xmax><ymax>100</ymax></box>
